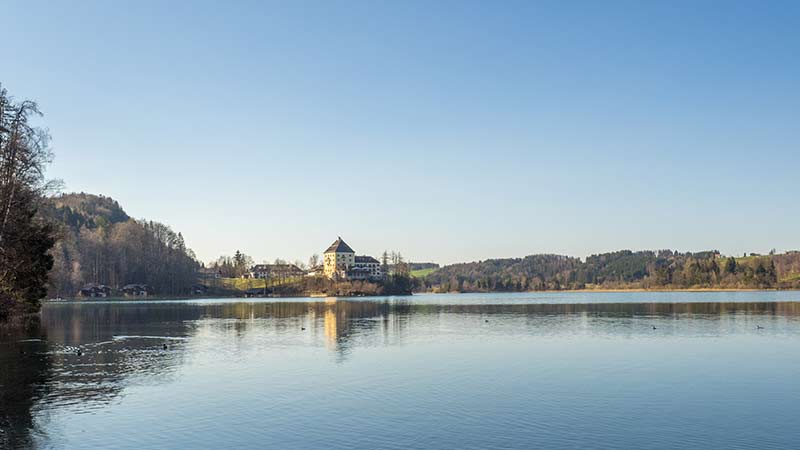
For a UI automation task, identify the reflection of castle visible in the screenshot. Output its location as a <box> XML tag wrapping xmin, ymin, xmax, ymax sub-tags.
<box><xmin>323</xmin><ymin>237</ymin><xmax>382</xmax><ymax>281</ymax></box>
<box><xmin>324</xmin><ymin>299</ymin><xmax>343</xmax><ymax>350</ymax></box>
<box><xmin>317</xmin><ymin>298</ymin><xmax>410</xmax><ymax>357</ymax></box>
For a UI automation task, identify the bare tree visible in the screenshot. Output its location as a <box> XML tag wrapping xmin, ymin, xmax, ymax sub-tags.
<box><xmin>308</xmin><ymin>253</ymin><xmax>319</xmax><ymax>269</ymax></box>
<box><xmin>0</xmin><ymin>85</ymin><xmax>56</xmax><ymax>315</ymax></box>
<box><xmin>0</xmin><ymin>86</ymin><xmax>53</xmax><ymax>246</ymax></box>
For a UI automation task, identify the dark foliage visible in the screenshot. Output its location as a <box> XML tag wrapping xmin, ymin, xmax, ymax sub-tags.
<box><xmin>0</xmin><ymin>84</ymin><xmax>56</xmax><ymax>317</ymax></box>
<box><xmin>423</xmin><ymin>254</ymin><xmax>583</xmax><ymax>292</ymax></box>
<box><xmin>1</xmin><ymin>194</ymin><xmax>55</xmax><ymax>313</ymax></box>
<box><xmin>424</xmin><ymin>249</ymin><xmax>793</xmax><ymax>292</ymax></box>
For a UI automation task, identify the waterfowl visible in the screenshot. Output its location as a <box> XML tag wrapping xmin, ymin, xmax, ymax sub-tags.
<box><xmin>163</xmin><ymin>344</ymin><xmax>168</xmax><ymax>350</ymax></box>
<box><xmin>301</xmin><ymin>327</ymin><xmax>306</xmax><ymax>331</ymax></box>
<box><xmin>77</xmin><ymin>350</ymin><xmax>83</xmax><ymax>356</ymax></box>
<box><xmin>485</xmin><ymin>319</ymin><xmax>489</xmax><ymax>323</ymax></box>
<box><xmin>652</xmin><ymin>326</ymin><xmax>657</xmax><ymax>330</ymax></box>
<box><xmin>756</xmin><ymin>325</ymin><xmax>764</xmax><ymax>330</ymax></box>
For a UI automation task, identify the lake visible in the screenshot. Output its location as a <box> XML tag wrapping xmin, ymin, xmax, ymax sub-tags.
<box><xmin>3</xmin><ymin>291</ymin><xmax>800</xmax><ymax>449</ymax></box>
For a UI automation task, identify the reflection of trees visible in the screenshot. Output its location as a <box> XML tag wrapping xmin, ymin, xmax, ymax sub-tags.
<box><xmin>0</xmin><ymin>317</ymin><xmax>51</xmax><ymax>449</ymax></box>
<box><xmin>39</xmin><ymin>299</ymin><xmax>800</xmax><ymax>353</ymax></box>
<box><xmin>32</xmin><ymin>304</ymin><xmax>193</xmax><ymax>413</ymax></box>
<box><xmin>421</xmin><ymin>301</ymin><xmax>800</xmax><ymax>317</ymax></box>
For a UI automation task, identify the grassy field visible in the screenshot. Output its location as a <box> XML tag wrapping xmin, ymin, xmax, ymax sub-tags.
<box><xmin>780</xmin><ymin>273</ymin><xmax>800</xmax><ymax>283</ymax></box>
<box><xmin>410</xmin><ymin>268</ymin><xmax>436</xmax><ymax>278</ymax></box>
<box><xmin>207</xmin><ymin>277</ymin><xmax>300</xmax><ymax>291</ymax></box>
<box><xmin>728</xmin><ymin>255</ymin><xmax>770</xmax><ymax>264</ymax></box>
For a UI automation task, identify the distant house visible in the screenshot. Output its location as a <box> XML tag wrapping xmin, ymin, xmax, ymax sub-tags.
<box><xmin>244</xmin><ymin>287</ymin><xmax>271</xmax><ymax>298</ymax></box>
<box><xmin>323</xmin><ymin>237</ymin><xmax>383</xmax><ymax>281</ymax></box>
<box><xmin>79</xmin><ymin>284</ymin><xmax>112</xmax><ymax>298</ymax></box>
<box><xmin>122</xmin><ymin>284</ymin><xmax>151</xmax><ymax>297</ymax></box>
<box><xmin>250</xmin><ymin>264</ymin><xmax>306</xmax><ymax>280</ymax></box>
<box><xmin>197</xmin><ymin>267</ymin><xmax>221</xmax><ymax>280</ymax></box>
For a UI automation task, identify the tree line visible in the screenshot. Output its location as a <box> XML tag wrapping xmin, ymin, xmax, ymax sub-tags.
<box><xmin>422</xmin><ymin>250</ymin><xmax>800</xmax><ymax>292</ymax></box>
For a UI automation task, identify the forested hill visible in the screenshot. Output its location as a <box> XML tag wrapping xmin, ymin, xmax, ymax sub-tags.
<box><xmin>42</xmin><ymin>193</ymin><xmax>199</xmax><ymax>297</ymax></box>
<box><xmin>48</xmin><ymin>193</ymin><xmax>130</xmax><ymax>228</ymax></box>
<box><xmin>423</xmin><ymin>250</ymin><xmax>800</xmax><ymax>292</ymax></box>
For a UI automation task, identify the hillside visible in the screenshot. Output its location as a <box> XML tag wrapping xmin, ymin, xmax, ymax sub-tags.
<box><xmin>48</xmin><ymin>193</ymin><xmax>129</xmax><ymax>228</ymax></box>
<box><xmin>423</xmin><ymin>250</ymin><xmax>800</xmax><ymax>292</ymax></box>
<box><xmin>42</xmin><ymin>193</ymin><xmax>200</xmax><ymax>297</ymax></box>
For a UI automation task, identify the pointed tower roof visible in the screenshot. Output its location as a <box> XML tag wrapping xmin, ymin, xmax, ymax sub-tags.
<box><xmin>324</xmin><ymin>237</ymin><xmax>355</xmax><ymax>254</ymax></box>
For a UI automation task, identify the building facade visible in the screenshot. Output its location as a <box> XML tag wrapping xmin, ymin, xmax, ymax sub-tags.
<box><xmin>352</xmin><ymin>256</ymin><xmax>381</xmax><ymax>280</ymax></box>
<box><xmin>250</xmin><ymin>264</ymin><xmax>305</xmax><ymax>279</ymax></box>
<box><xmin>323</xmin><ymin>237</ymin><xmax>382</xmax><ymax>281</ymax></box>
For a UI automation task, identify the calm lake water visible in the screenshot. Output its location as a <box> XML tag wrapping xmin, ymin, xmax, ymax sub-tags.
<box><xmin>3</xmin><ymin>291</ymin><xmax>800</xmax><ymax>449</ymax></box>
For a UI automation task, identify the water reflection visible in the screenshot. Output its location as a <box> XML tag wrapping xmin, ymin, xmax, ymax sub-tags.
<box><xmin>315</xmin><ymin>298</ymin><xmax>412</xmax><ymax>359</ymax></box>
<box><xmin>0</xmin><ymin>318</ymin><xmax>51</xmax><ymax>449</ymax></box>
<box><xmin>2</xmin><ymin>298</ymin><xmax>800</xmax><ymax>449</ymax></box>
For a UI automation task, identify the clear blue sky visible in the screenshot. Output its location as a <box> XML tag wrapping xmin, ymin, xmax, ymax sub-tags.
<box><xmin>4</xmin><ymin>0</ymin><xmax>799</xmax><ymax>265</ymax></box>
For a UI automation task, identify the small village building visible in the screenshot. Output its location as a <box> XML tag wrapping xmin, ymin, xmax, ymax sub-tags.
<box><xmin>197</xmin><ymin>267</ymin><xmax>221</xmax><ymax>280</ymax></box>
<box><xmin>351</xmin><ymin>256</ymin><xmax>381</xmax><ymax>280</ymax></box>
<box><xmin>323</xmin><ymin>237</ymin><xmax>383</xmax><ymax>281</ymax></box>
<box><xmin>250</xmin><ymin>264</ymin><xmax>306</xmax><ymax>280</ymax></box>
<box><xmin>244</xmin><ymin>287</ymin><xmax>271</xmax><ymax>298</ymax></box>
<box><xmin>79</xmin><ymin>284</ymin><xmax>112</xmax><ymax>298</ymax></box>
<box><xmin>122</xmin><ymin>284</ymin><xmax>151</xmax><ymax>297</ymax></box>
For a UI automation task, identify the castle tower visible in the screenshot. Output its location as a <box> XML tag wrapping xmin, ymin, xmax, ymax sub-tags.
<box><xmin>323</xmin><ymin>237</ymin><xmax>356</xmax><ymax>279</ymax></box>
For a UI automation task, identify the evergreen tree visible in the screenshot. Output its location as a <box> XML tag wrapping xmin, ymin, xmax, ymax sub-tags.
<box><xmin>724</xmin><ymin>257</ymin><xmax>737</xmax><ymax>274</ymax></box>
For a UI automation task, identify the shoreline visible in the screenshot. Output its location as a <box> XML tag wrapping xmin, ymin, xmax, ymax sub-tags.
<box><xmin>427</xmin><ymin>287</ymin><xmax>800</xmax><ymax>294</ymax></box>
<box><xmin>539</xmin><ymin>288</ymin><xmax>797</xmax><ymax>293</ymax></box>
<box><xmin>43</xmin><ymin>287</ymin><xmax>800</xmax><ymax>303</ymax></box>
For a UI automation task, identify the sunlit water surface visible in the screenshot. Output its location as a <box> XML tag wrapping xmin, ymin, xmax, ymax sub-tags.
<box><xmin>3</xmin><ymin>291</ymin><xmax>800</xmax><ymax>449</ymax></box>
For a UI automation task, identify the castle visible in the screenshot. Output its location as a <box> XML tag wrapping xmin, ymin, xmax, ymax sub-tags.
<box><xmin>323</xmin><ymin>237</ymin><xmax>382</xmax><ymax>281</ymax></box>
